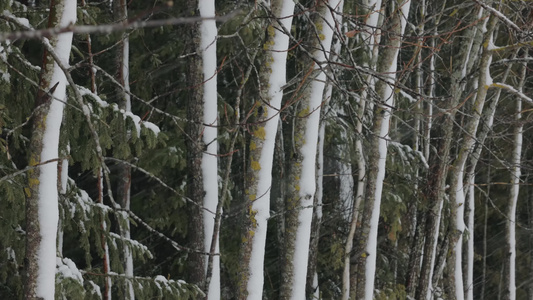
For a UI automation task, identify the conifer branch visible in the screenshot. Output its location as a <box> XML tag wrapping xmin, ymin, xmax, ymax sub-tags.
<box><xmin>124</xmin><ymin>208</ymin><xmax>220</xmax><ymax>256</ymax></box>
<box><xmin>103</xmin><ymin>157</ymin><xmax>215</xmax><ymax>215</ymax></box>
<box><xmin>79</xmin><ymin>270</ymin><xmax>205</xmax><ymax>296</ymax></box>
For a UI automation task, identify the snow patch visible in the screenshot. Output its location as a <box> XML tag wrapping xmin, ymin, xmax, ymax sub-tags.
<box><xmin>56</xmin><ymin>257</ymin><xmax>83</xmax><ymax>283</ymax></box>
<box><xmin>35</xmin><ymin>1</ymin><xmax>77</xmax><ymax>299</ymax></box>
<box><xmin>78</xmin><ymin>85</ymin><xmax>109</xmax><ymax>107</ymax></box>
<box><xmin>245</xmin><ymin>1</ymin><xmax>296</xmax><ymax>299</ymax></box>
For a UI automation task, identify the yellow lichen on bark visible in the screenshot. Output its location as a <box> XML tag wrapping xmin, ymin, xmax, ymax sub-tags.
<box><xmin>251</xmin><ymin>160</ymin><xmax>261</xmax><ymax>171</ymax></box>
<box><xmin>254</xmin><ymin>127</ymin><xmax>266</xmax><ymax>140</ymax></box>
<box><xmin>28</xmin><ymin>178</ymin><xmax>40</xmax><ymax>187</ymax></box>
<box><xmin>297</xmin><ymin>107</ymin><xmax>310</xmax><ymax>118</ymax></box>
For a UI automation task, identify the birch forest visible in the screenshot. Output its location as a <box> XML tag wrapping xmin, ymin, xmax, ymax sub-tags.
<box><xmin>2</xmin><ymin>0</ymin><xmax>533</xmax><ymax>299</ymax></box>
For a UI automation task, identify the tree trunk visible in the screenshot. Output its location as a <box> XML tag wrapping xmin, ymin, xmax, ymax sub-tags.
<box><xmin>415</xmin><ymin>8</ymin><xmax>486</xmax><ymax>299</ymax></box>
<box><xmin>280</xmin><ymin>1</ymin><xmax>341</xmax><ymax>298</ymax></box>
<box><xmin>306</xmin><ymin>118</ymin><xmax>325</xmax><ymax>299</ymax></box>
<box><xmin>405</xmin><ymin>2</ymin><xmax>428</xmax><ymax>295</ymax></box>
<box><xmin>447</xmin><ymin>15</ymin><xmax>496</xmax><ymax>300</ymax></box>
<box><xmin>185</xmin><ymin>0</ymin><xmax>206</xmax><ymax>288</ymax></box>
<box><xmin>197</xmin><ymin>0</ymin><xmax>220</xmax><ymax>298</ymax></box>
<box><xmin>353</xmin><ymin>2</ymin><xmax>410</xmax><ymax>299</ymax></box>
<box><xmin>113</xmin><ymin>0</ymin><xmax>134</xmax><ymax>298</ymax></box>
<box><xmin>463</xmin><ymin>47</ymin><xmax>518</xmax><ymax>300</ymax></box>
<box><xmin>503</xmin><ymin>51</ymin><xmax>526</xmax><ymax>300</ymax></box>
<box><xmin>236</xmin><ymin>1</ymin><xmax>294</xmax><ymax>299</ymax></box>
<box><xmin>345</xmin><ymin>0</ymin><xmax>382</xmax><ymax>297</ymax></box>
<box><xmin>24</xmin><ymin>1</ymin><xmax>76</xmax><ymax>299</ymax></box>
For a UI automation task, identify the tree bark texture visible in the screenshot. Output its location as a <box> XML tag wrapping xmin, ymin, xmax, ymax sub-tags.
<box><xmin>280</xmin><ymin>0</ymin><xmax>340</xmax><ymax>298</ymax></box>
<box><xmin>237</xmin><ymin>1</ymin><xmax>294</xmax><ymax>299</ymax></box>
<box><xmin>353</xmin><ymin>2</ymin><xmax>410</xmax><ymax>299</ymax></box>
<box><xmin>24</xmin><ymin>0</ymin><xmax>76</xmax><ymax>299</ymax></box>
<box><xmin>185</xmin><ymin>0</ymin><xmax>206</xmax><ymax>288</ymax></box>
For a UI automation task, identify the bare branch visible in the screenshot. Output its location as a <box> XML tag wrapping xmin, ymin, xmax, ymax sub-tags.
<box><xmin>0</xmin><ymin>9</ymin><xmax>240</xmax><ymax>42</ymax></box>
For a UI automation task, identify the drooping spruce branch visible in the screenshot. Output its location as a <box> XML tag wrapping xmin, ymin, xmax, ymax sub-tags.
<box><xmin>104</xmin><ymin>157</ymin><xmax>215</xmax><ymax>215</ymax></box>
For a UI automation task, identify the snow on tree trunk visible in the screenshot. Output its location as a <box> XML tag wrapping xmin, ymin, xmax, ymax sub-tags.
<box><xmin>306</xmin><ymin>113</ymin><xmax>325</xmax><ymax>299</ymax></box>
<box><xmin>308</xmin><ymin>5</ymin><xmax>344</xmax><ymax>296</ymax></box>
<box><xmin>463</xmin><ymin>47</ymin><xmax>517</xmax><ymax>300</ymax></box>
<box><xmin>465</xmin><ymin>176</ymin><xmax>475</xmax><ymax>300</ymax></box>
<box><xmin>448</xmin><ymin>15</ymin><xmax>496</xmax><ymax>300</ymax></box>
<box><xmin>344</xmin><ymin>1</ymin><xmax>381</xmax><ymax>298</ymax></box>
<box><xmin>23</xmin><ymin>0</ymin><xmax>76</xmax><ymax>299</ymax></box>
<box><xmin>353</xmin><ymin>2</ymin><xmax>410</xmax><ymax>299</ymax></box>
<box><xmin>504</xmin><ymin>52</ymin><xmax>526</xmax><ymax>300</ymax></box>
<box><xmin>280</xmin><ymin>0</ymin><xmax>340</xmax><ymax>298</ymax></box>
<box><xmin>237</xmin><ymin>1</ymin><xmax>295</xmax><ymax>299</ymax></box>
<box><xmin>198</xmin><ymin>0</ymin><xmax>220</xmax><ymax>298</ymax></box>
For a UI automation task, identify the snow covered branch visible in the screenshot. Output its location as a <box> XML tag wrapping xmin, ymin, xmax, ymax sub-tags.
<box><xmin>472</xmin><ymin>0</ymin><xmax>521</xmax><ymax>32</ymax></box>
<box><xmin>490</xmin><ymin>82</ymin><xmax>533</xmax><ymax>105</ymax></box>
<box><xmin>488</xmin><ymin>40</ymin><xmax>533</xmax><ymax>53</ymax></box>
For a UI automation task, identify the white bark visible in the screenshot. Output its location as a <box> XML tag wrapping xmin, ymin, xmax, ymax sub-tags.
<box><xmin>507</xmin><ymin>103</ymin><xmax>521</xmax><ymax>300</ymax></box>
<box><xmin>342</xmin><ymin>1</ymin><xmax>381</xmax><ymax>297</ymax></box>
<box><xmin>506</xmin><ymin>53</ymin><xmax>526</xmax><ymax>300</ymax></box>
<box><xmin>198</xmin><ymin>0</ymin><xmax>220</xmax><ymax>298</ymax></box>
<box><xmin>450</xmin><ymin>16</ymin><xmax>495</xmax><ymax>300</ymax></box>
<box><xmin>29</xmin><ymin>1</ymin><xmax>76</xmax><ymax>298</ymax></box>
<box><xmin>239</xmin><ymin>2</ymin><xmax>295</xmax><ymax>299</ymax></box>
<box><xmin>363</xmin><ymin>2</ymin><xmax>410</xmax><ymax>300</ymax></box>
<box><xmin>466</xmin><ymin>178</ymin><xmax>474</xmax><ymax>300</ymax></box>
<box><xmin>286</xmin><ymin>1</ymin><xmax>341</xmax><ymax>298</ymax></box>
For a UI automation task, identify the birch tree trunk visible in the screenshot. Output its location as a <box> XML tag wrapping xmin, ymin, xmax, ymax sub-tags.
<box><xmin>307</xmin><ymin>4</ymin><xmax>345</xmax><ymax>297</ymax></box>
<box><xmin>280</xmin><ymin>0</ymin><xmax>340</xmax><ymax>298</ymax></box>
<box><xmin>113</xmin><ymin>0</ymin><xmax>134</xmax><ymax>298</ymax></box>
<box><xmin>236</xmin><ymin>2</ymin><xmax>294</xmax><ymax>299</ymax></box>
<box><xmin>344</xmin><ymin>1</ymin><xmax>382</xmax><ymax>297</ymax></box>
<box><xmin>503</xmin><ymin>51</ymin><xmax>527</xmax><ymax>300</ymax></box>
<box><xmin>197</xmin><ymin>0</ymin><xmax>220</xmax><ymax>298</ymax></box>
<box><xmin>463</xmin><ymin>48</ymin><xmax>518</xmax><ymax>300</ymax></box>
<box><xmin>307</xmin><ymin>117</ymin><xmax>325</xmax><ymax>299</ymax></box>
<box><xmin>447</xmin><ymin>15</ymin><xmax>496</xmax><ymax>300</ymax></box>
<box><xmin>24</xmin><ymin>0</ymin><xmax>76</xmax><ymax>298</ymax></box>
<box><xmin>353</xmin><ymin>2</ymin><xmax>410</xmax><ymax>299</ymax></box>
